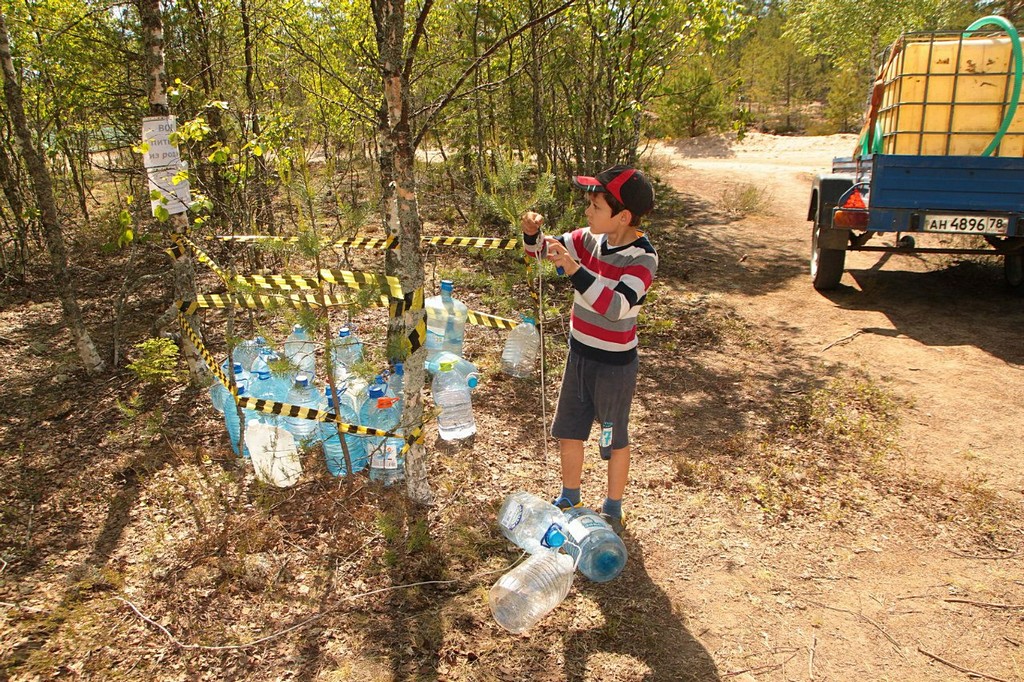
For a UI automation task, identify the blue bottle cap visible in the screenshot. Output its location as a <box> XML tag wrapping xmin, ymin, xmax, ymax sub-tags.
<box><xmin>393</xmin><ymin>362</ymin><xmax>404</xmax><ymax>376</ymax></box>
<box><xmin>543</xmin><ymin>524</ymin><xmax>566</xmax><ymax>549</ymax></box>
<box><xmin>338</xmin><ymin>326</ymin><xmax>350</xmax><ymax>338</ymax></box>
<box><xmin>440</xmin><ymin>279</ymin><xmax>453</xmax><ymax>293</ymax></box>
<box><xmin>466</xmin><ymin>373</ymin><xmax>479</xmax><ymax>389</ymax></box>
<box><xmin>294</xmin><ymin>373</ymin><xmax>310</xmax><ymax>388</ymax></box>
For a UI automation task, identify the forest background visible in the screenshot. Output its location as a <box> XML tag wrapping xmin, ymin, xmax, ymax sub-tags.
<box><xmin>2</xmin><ymin>0</ymin><xmax>1023</xmax><ymax>679</ymax></box>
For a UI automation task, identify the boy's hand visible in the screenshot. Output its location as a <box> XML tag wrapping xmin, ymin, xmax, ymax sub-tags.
<box><xmin>521</xmin><ymin>211</ymin><xmax>544</xmax><ymax>236</ymax></box>
<box><xmin>544</xmin><ymin>237</ymin><xmax>580</xmax><ymax>276</ymax></box>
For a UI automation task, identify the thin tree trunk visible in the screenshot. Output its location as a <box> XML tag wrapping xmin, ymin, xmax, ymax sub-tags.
<box><xmin>0</xmin><ymin>7</ymin><xmax>104</xmax><ymax>375</ymax></box>
<box><xmin>139</xmin><ymin>0</ymin><xmax>204</xmax><ymax>381</ymax></box>
<box><xmin>373</xmin><ymin>0</ymin><xmax>431</xmax><ymax>505</ymax></box>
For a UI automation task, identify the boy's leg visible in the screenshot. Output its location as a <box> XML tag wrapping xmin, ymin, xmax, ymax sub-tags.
<box><xmin>606</xmin><ymin>445</ymin><xmax>630</xmax><ymax>500</ymax></box>
<box><xmin>559</xmin><ymin>439</ymin><xmax>585</xmax><ymax>488</ymax></box>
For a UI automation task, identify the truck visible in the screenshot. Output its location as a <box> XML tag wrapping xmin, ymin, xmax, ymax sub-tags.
<box><xmin>808</xmin><ymin>17</ymin><xmax>1024</xmax><ymax>293</ymax></box>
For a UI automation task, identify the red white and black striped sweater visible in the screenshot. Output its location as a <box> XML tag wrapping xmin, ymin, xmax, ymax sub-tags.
<box><xmin>524</xmin><ymin>227</ymin><xmax>658</xmax><ymax>365</ymax></box>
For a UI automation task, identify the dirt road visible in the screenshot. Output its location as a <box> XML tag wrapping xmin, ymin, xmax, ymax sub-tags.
<box><xmin>653</xmin><ymin>133</ymin><xmax>1024</xmax><ymax>494</ymax></box>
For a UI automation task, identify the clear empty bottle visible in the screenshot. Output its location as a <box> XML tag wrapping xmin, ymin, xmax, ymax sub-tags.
<box><xmin>360</xmin><ymin>384</ymin><xmax>405</xmax><ymax>485</ymax></box>
<box><xmin>388</xmin><ymin>361</ymin><xmax>405</xmax><ymax>402</ymax></box>
<box><xmin>320</xmin><ymin>386</ymin><xmax>367</xmax><ymax>476</ymax></box>
<box><xmin>222</xmin><ymin>383</ymin><xmax>250</xmax><ymax>457</ymax></box>
<box><xmin>235</xmin><ymin>336</ymin><xmax>268</xmax><ymax>371</ymax></box>
<box><xmin>329</xmin><ymin>326</ymin><xmax>363</xmax><ymax>372</ymax></box>
<box><xmin>284</xmin><ymin>324</ymin><xmax>317</xmax><ymax>376</ymax></box>
<box><xmin>432</xmin><ymin>361</ymin><xmax>476</xmax><ymax>441</ymax></box>
<box><xmin>424</xmin><ymin>280</ymin><xmax>469</xmax><ymax>363</ymax></box>
<box><xmin>501</xmin><ymin>317</ymin><xmax>540</xmax><ymax>378</ymax></box>
<box><xmin>284</xmin><ymin>373</ymin><xmax>321</xmax><ymax>448</ymax></box>
<box><xmin>247</xmin><ymin>419</ymin><xmax>301</xmax><ymax>487</ymax></box>
<box><xmin>498</xmin><ymin>491</ymin><xmax>567</xmax><ymax>554</ymax></box>
<box><xmin>562</xmin><ymin>507</ymin><xmax>628</xmax><ymax>583</ymax></box>
<box><xmin>424</xmin><ymin>351</ymin><xmax>480</xmax><ymax>389</ymax></box>
<box><xmin>489</xmin><ymin>551</ymin><xmax>575</xmax><ymax>634</ymax></box>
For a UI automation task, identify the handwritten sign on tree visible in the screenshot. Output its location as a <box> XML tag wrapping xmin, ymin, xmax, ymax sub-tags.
<box><xmin>141</xmin><ymin>116</ymin><xmax>191</xmax><ymax>218</ymax></box>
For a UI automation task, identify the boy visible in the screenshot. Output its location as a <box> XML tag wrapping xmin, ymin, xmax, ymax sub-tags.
<box><xmin>521</xmin><ymin>165</ymin><xmax>658</xmax><ymax>534</ymax></box>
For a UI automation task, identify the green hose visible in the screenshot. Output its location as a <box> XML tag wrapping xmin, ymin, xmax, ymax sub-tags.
<box><xmin>964</xmin><ymin>15</ymin><xmax>1022</xmax><ymax>156</ymax></box>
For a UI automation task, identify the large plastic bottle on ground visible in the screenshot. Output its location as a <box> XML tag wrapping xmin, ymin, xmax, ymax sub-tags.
<box><xmin>247</xmin><ymin>420</ymin><xmax>301</xmax><ymax>487</ymax></box>
<box><xmin>489</xmin><ymin>551</ymin><xmax>575</xmax><ymax>634</ymax></box>
<box><xmin>501</xmin><ymin>318</ymin><xmax>540</xmax><ymax>378</ymax></box>
<box><xmin>360</xmin><ymin>384</ymin><xmax>405</xmax><ymax>485</ymax></box>
<box><xmin>424</xmin><ymin>280</ymin><xmax>469</xmax><ymax>362</ymax></box>
<box><xmin>329</xmin><ymin>326</ymin><xmax>363</xmax><ymax>373</ymax></box>
<box><xmin>562</xmin><ymin>507</ymin><xmax>628</xmax><ymax>583</ymax></box>
<box><xmin>432</xmin><ymin>361</ymin><xmax>477</xmax><ymax>441</ymax></box>
<box><xmin>284</xmin><ymin>324</ymin><xmax>317</xmax><ymax>377</ymax></box>
<box><xmin>284</xmin><ymin>373</ymin><xmax>321</xmax><ymax>447</ymax></box>
<box><xmin>223</xmin><ymin>383</ymin><xmax>251</xmax><ymax>457</ymax></box>
<box><xmin>320</xmin><ymin>386</ymin><xmax>367</xmax><ymax>476</ymax></box>
<box><xmin>498</xmin><ymin>491</ymin><xmax>567</xmax><ymax>554</ymax></box>
<box><xmin>424</xmin><ymin>351</ymin><xmax>480</xmax><ymax>389</ymax></box>
<box><xmin>235</xmin><ymin>336</ymin><xmax>268</xmax><ymax>371</ymax></box>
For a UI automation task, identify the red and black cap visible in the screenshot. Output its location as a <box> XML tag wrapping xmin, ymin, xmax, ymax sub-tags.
<box><xmin>572</xmin><ymin>165</ymin><xmax>655</xmax><ymax>218</ymax></box>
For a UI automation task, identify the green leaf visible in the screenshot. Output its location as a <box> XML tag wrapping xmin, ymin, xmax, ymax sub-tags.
<box><xmin>154</xmin><ymin>205</ymin><xmax>170</xmax><ymax>222</ymax></box>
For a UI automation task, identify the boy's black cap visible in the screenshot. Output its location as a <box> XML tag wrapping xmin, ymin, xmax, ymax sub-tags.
<box><xmin>572</xmin><ymin>165</ymin><xmax>655</xmax><ymax>218</ymax></box>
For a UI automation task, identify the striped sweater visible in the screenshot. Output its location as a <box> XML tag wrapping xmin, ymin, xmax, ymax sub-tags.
<box><xmin>524</xmin><ymin>228</ymin><xmax>658</xmax><ymax>364</ymax></box>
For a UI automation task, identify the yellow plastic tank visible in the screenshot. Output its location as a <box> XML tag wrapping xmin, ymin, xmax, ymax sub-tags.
<box><xmin>876</xmin><ymin>35</ymin><xmax>1024</xmax><ymax>156</ymax></box>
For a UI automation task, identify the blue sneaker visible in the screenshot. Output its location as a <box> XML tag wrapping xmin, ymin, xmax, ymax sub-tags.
<box><xmin>599</xmin><ymin>511</ymin><xmax>625</xmax><ymax>535</ymax></box>
<box><xmin>552</xmin><ymin>495</ymin><xmax>583</xmax><ymax>511</ymax></box>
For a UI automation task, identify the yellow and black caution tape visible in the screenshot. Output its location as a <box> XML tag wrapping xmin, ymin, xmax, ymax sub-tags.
<box><xmin>177</xmin><ymin>292</ymin><xmax>320</xmax><ymax>313</ymax></box>
<box><xmin>164</xmin><ymin>241</ymin><xmax>187</xmax><ymax>262</ymax></box>
<box><xmin>319</xmin><ymin>268</ymin><xmax>404</xmax><ymax>299</ymax></box>
<box><xmin>421</xmin><ymin>236</ymin><xmax>519</xmax><ymax>250</ymax></box>
<box><xmin>233</xmin><ymin>273</ymin><xmax>320</xmax><ymax>291</ymax></box>
<box><xmin>467</xmin><ymin>310</ymin><xmax>517</xmax><ymax>329</ymax></box>
<box><xmin>210</xmin><ymin>233</ymin><xmax>519</xmax><ymax>251</ymax></box>
<box><xmin>210</xmin><ymin>235</ymin><xmax>300</xmax><ymax>243</ymax></box>
<box><xmin>333</xmin><ymin>236</ymin><xmax>398</xmax><ymax>250</ymax></box>
<box><xmin>177</xmin><ymin>235</ymin><xmax>231</xmax><ymax>284</ymax></box>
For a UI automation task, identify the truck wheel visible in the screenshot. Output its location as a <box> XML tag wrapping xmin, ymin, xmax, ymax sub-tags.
<box><xmin>811</xmin><ymin>223</ymin><xmax>846</xmax><ymax>290</ymax></box>
<box><xmin>1005</xmin><ymin>253</ymin><xmax>1024</xmax><ymax>294</ymax></box>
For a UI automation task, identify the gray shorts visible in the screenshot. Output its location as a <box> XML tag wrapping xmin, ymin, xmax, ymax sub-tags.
<box><xmin>551</xmin><ymin>352</ymin><xmax>639</xmax><ymax>459</ymax></box>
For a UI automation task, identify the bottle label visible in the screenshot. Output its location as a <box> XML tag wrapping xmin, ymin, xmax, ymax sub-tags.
<box><xmin>566</xmin><ymin>515</ymin><xmax>602</xmax><ymax>543</ymax></box>
<box><xmin>600</xmin><ymin>422</ymin><xmax>613</xmax><ymax>449</ymax></box>
<box><xmin>383</xmin><ymin>443</ymin><xmax>399</xmax><ymax>469</ymax></box>
<box><xmin>499</xmin><ymin>502</ymin><xmax>524</xmax><ymax>531</ymax></box>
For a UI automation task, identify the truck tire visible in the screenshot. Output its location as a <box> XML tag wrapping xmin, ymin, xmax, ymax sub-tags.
<box><xmin>1005</xmin><ymin>253</ymin><xmax>1024</xmax><ymax>294</ymax></box>
<box><xmin>811</xmin><ymin>222</ymin><xmax>846</xmax><ymax>290</ymax></box>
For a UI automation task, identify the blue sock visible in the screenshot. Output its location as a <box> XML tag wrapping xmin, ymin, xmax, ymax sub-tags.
<box><xmin>602</xmin><ymin>497</ymin><xmax>622</xmax><ymax>519</ymax></box>
<box><xmin>560</xmin><ymin>487</ymin><xmax>581</xmax><ymax>506</ymax></box>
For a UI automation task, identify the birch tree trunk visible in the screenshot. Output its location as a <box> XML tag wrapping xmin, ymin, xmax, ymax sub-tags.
<box><xmin>138</xmin><ymin>0</ymin><xmax>204</xmax><ymax>381</ymax></box>
<box><xmin>0</xmin><ymin>8</ymin><xmax>105</xmax><ymax>376</ymax></box>
<box><xmin>372</xmin><ymin>0</ymin><xmax>432</xmax><ymax>505</ymax></box>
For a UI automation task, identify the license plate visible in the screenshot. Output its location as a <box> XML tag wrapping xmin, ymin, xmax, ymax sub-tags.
<box><xmin>921</xmin><ymin>214</ymin><xmax>1009</xmax><ymax>235</ymax></box>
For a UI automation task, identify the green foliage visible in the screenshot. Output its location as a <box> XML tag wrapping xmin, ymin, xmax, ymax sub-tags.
<box><xmin>651</xmin><ymin>58</ymin><xmax>737</xmax><ymax>137</ymax></box>
<box><xmin>476</xmin><ymin>153</ymin><xmax>555</xmax><ymax>233</ymax></box>
<box><xmin>127</xmin><ymin>338</ymin><xmax>186</xmax><ymax>387</ymax></box>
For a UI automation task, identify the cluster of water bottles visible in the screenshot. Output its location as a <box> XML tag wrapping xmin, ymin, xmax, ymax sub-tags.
<box><xmin>209</xmin><ymin>279</ymin><xmax>541</xmax><ymax>485</ymax></box>
<box><xmin>208</xmin><ymin>322</ymin><xmax>408</xmax><ymax>486</ymax></box>
<box><xmin>490</xmin><ymin>491</ymin><xmax>628</xmax><ymax>634</ymax></box>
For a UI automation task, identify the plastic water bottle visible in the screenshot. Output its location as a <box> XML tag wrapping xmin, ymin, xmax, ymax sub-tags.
<box><xmin>432</xmin><ymin>361</ymin><xmax>476</xmax><ymax>440</ymax></box>
<box><xmin>501</xmin><ymin>318</ymin><xmax>540</xmax><ymax>378</ymax></box>
<box><xmin>424</xmin><ymin>280</ymin><xmax>469</xmax><ymax>363</ymax></box>
<box><xmin>388</xmin><ymin>362</ymin><xmax>405</xmax><ymax>401</ymax></box>
<box><xmin>284</xmin><ymin>373</ymin><xmax>321</xmax><ymax>447</ymax></box>
<box><xmin>235</xmin><ymin>336</ymin><xmax>268</xmax><ymax>371</ymax></box>
<box><xmin>320</xmin><ymin>387</ymin><xmax>367</xmax><ymax>476</ymax></box>
<box><xmin>329</xmin><ymin>326</ymin><xmax>363</xmax><ymax>372</ymax></box>
<box><xmin>424</xmin><ymin>351</ymin><xmax>480</xmax><ymax>389</ymax></box>
<box><xmin>360</xmin><ymin>384</ymin><xmax>405</xmax><ymax>485</ymax></box>
<box><xmin>209</xmin><ymin>379</ymin><xmax>230</xmax><ymax>414</ymax></box>
<box><xmin>562</xmin><ymin>507</ymin><xmax>628</xmax><ymax>583</ymax></box>
<box><xmin>284</xmin><ymin>324</ymin><xmax>316</xmax><ymax>376</ymax></box>
<box><xmin>247</xmin><ymin>420</ymin><xmax>301</xmax><ymax>487</ymax></box>
<box><xmin>489</xmin><ymin>551</ymin><xmax>575</xmax><ymax>634</ymax></box>
<box><xmin>222</xmin><ymin>384</ymin><xmax>251</xmax><ymax>457</ymax></box>
<box><xmin>498</xmin><ymin>491</ymin><xmax>567</xmax><ymax>554</ymax></box>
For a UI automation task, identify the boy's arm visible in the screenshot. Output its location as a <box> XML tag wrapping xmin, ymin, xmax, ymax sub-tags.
<box><xmin>521</xmin><ymin>211</ymin><xmax>566</xmax><ymax>261</ymax></box>
<box><xmin>561</xmin><ymin>233</ymin><xmax>658</xmax><ymax>322</ymax></box>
